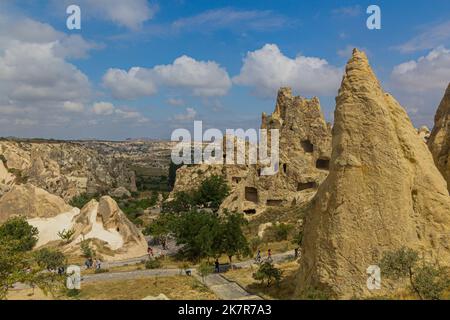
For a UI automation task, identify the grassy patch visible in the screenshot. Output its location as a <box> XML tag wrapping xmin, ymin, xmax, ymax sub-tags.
<box><xmin>75</xmin><ymin>276</ymin><xmax>218</xmax><ymax>300</ymax></box>
<box><xmin>222</xmin><ymin>260</ymin><xmax>299</xmax><ymax>300</ymax></box>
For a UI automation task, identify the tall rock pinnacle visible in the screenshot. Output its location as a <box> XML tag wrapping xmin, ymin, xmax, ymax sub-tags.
<box><xmin>295</xmin><ymin>49</ymin><xmax>450</xmax><ymax>298</ymax></box>
<box><xmin>428</xmin><ymin>83</ymin><xmax>450</xmax><ymax>191</ymax></box>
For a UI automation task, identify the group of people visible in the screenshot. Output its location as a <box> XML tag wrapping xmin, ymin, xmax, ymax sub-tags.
<box><xmin>84</xmin><ymin>257</ymin><xmax>101</xmax><ymax>270</ymax></box>
<box><xmin>255</xmin><ymin>248</ymin><xmax>272</xmax><ymax>264</ymax></box>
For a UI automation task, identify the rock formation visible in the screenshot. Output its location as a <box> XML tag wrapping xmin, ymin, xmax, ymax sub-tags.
<box><xmin>0</xmin><ymin>140</ymin><xmax>136</xmax><ymax>201</ymax></box>
<box><xmin>428</xmin><ymin>83</ymin><xmax>450</xmax><ymax>191</ymax></box>
<box><xmin>296</xmin><ymin>49</ymin><xmax>450</xmax><ymax>299</ymax></box>
<box><xmin>68</xmin><ymin>196</ymin><xmax>148</xmax><ymax>260</ymax></box>
<box><xmin>171</xmin><ymin>88</ymin><xmax>332</xmax><ymax>216</ymax></box>
<box><xmin>0</xmin><ymin>183</ymin><xmax>72</xmax><ymax>223</ymax></box>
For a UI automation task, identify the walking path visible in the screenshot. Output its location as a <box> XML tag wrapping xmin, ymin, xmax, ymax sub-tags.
<box><xmin>81</xmin><ymin>250</ymin><xmax>295</xmax><ymax>300</ymax></box>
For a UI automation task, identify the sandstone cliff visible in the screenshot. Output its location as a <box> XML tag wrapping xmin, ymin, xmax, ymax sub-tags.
<box><xmin>428</xmin><ymin>84</ymin><xmax>450</xmax><ymax>191</ymax></box>
<box><xmin>296</xmin><ymin>49</ymin><xmax>450</xmax><ymax>299</ymax></box>
<box><xmin>171</xmin><ymin>88</ymin><xmax>332</xmax><ymax>216</ymax></box>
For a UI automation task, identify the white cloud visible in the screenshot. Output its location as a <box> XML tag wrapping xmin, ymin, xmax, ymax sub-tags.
<box><xmin>393</xmin><ymin>21</ymin><xmax>450</xmax><ymax>53</ymax></box>
<box><xmin>103</xmin><ymin>67</ymin><xmax>157</xmax><ymax>99</ymax></box>
<box><xmin>172</xmin><ymin>8</ymin><xmax>289</xmax><ymax>32</ymax></box>
<box><xmin>389</xmin><ymin>47</ymin><xmax>450</xmax><ymax>126</ymax></box>
<box><xmin>391</xmin><ymin>47</ymin><xmax>450</xmax><ymax>93</ymax></box>
<box><xmin>154</xmin><ymin>56</ymin><xmax>231</xmax><ymax>96</ymax></box>
<box><xmin>173</xmin><ymin>107</ymin><xmax>197</xmax><ymax>122</ymax></box>
<box><xmin>92</xmin><ymin>102</ymin><xmax>115</xmax><ymax>115</ymax></box>
<box><xmin>63</xmin><ymin>101</ymin><xmax>84</xmax><ymax>113</ymax></box>
<box><xmin>233</xmin><ymin>44</ymin><xmax>342</xmax><ymax>97</ymax></box>
<box><xmin>103</xmin><ymin>55</ymin><xmax>232</xmax><ymax>99</ymax></box>
<box><xmin>0</xmin><ymin>13</ymin><xmax>96</xmax><ymax>133</ymax></box>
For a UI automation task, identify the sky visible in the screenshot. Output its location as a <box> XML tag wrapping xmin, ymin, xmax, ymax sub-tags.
<box><xmin>0</xmin><ymin>0</ymin><xmax>449</xmax><ymax>140</ymax></box>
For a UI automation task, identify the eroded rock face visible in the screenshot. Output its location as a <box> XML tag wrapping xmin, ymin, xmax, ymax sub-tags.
<box><xmin>0</xmin><ymin>183</ymin><xmax>72</xmax><ymax>223</ymax></box>
<box><xmin>0</xmin><ymin>141</ymin><xmax>136</xmax><ymax>201</ymax></box>
<box><xmin>428</xmin><ymin>84</ymin><xmax>450</xmax><ymax>191</ymax></box>
<box><xmin>296</xmin><ymin>49</ymin><xmax>450</xmax><ymax>299</ymax></box>
<box><xmin>171</xmin><ymin>88</ymin><xmax>332</xmax><ymax>216</ymax></box>
<box><xmin>70</xmin><ymin>196</ymin><xmax>148</xmax><ymax>260</ymax></box>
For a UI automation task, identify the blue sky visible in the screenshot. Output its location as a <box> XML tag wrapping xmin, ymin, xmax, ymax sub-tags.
<box><xmin>0</xmin><ymin>0</ymin><xmax>449</xmax><ymax>140</ymax></box>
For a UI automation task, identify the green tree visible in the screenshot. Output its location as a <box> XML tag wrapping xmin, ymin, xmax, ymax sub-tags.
<box><xmin>0</xmin><ymin>217</ymin><xmax>38</xmax><ymax>252</ymax></box>
<box><xmin>252</xmin><ymin>262</ymin><xmax>282</xmax><ymax>287</ymax></box>
<box><xmin>34</xmin><ymin>248</ymin><xmax>66</xmax><ymax>271</ymax></box>
<box><xmin>0</xmin><ymin>220</ymin><xmax>64</xmax><ymax>299</ymax></box>
<box><xmin>162</xmin><ymin>191</ymin><xmax>195</xmax><ymax>214</ymax></box>
<box><xmin>193</xmin><ymin>175</ymin><xmax>230</xmax><ymax>212</ymax></box>
<box><xmin>143</xmin><ymin>214</ymin><xmax>173</xmax><ymax>249</ymax></box>
<box><xmin>218</xmin><ymin>212</ymin><xmax>250</xmax><ymax>264</ymax></box>
<box><xmin>170</xmin><ymin>210</ymin><xmax>221</xmax><ymax>262</ymax></box>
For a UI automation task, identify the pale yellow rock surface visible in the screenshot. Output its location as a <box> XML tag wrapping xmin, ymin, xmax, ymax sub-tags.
<box><xmin>296</xmin><ymin>49</ymin><xmax>450</xmax><ymax>299</ymax></box>
<box><xmin>0</xmin><ymin>183</ymin><xmax>72</xmax><ymax>223</ymax></box>
<box><xmin>171</xmin><ymin>88</ymin><xmax>332</xmax><ymax>217</ymax></box>
<box><xmin>428</xmin><ymin>84</ymin><xmax>450</xmax><ymax>191</ymax></box>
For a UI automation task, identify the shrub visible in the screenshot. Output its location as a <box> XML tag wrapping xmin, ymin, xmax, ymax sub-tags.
<box><xmin>380</xmin><ymin>247</ymin><xmax>450</xmax><ymax>300</ymax></box>
<box><xmin>252</xmin><ymin>262</ymin><xmax>282</xmax><ymax>287</ymax></box>
<box><xmin>145</xmin><ymin>259</ymin><xmax>162</xmax><ymax>269</ymax></box>
<box><xmin>94</xmin><ymin>268</ymin><xmax>109</xmax><ymax>274</ymax></box>
<box><xmin>198</xmin><ymin>262</ymin><xmax>213</xmax><ymax>283</ymax></box>
<box><xmin>69</xmin><ymin>193</ymin><xmax>96</xmax><ymax>209</ymax></box>
<box><xmin>34</xmin><ymin>248</ymin><xmax>66</xmax><ymax>271</ymax></box>
<box><xmin>80</xmin><ymin>240</ymin><xmax>95</xmax><ymax>259</ymax></box>
<box><xmin>57</xmin><ymin>228</ymin><xmax>75</xmax><ymax>243</ymax></box>
<box><xmin>0</xmin><ymin>217</ymin><xmax>39</xmax><ymax>252</ymax></box>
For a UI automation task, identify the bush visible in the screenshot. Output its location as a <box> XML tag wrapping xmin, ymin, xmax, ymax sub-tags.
<box><xmin>412</xmin><ymin>264</ymin><xmax>450</xmax><ymax>300</ymax></box>
<box><xmin>35</xmin><ymin>248</ymin><xmax>66</xmax><ymax>271</ymax></box>
<box><xmin>94</xmin><ymin>268</ymin><xmax>109</xmax><ymax>274</ymax></box>
<box><xmin>70</xmin><ymin>193</ymin><xmax>96</xmax><ymax>209</ymax></box>
<box><xmin>66</xmin><ymin>288</ymin><xmax>80</xmax><ymax>297</ymax></box>
<box><xmin>0</xmin><ymin>217</ymin><xmax>38</xmax><ymax>252</ymax></box>
<box><xmin>198</xmin><ymin>261</ymin><xmax>213</xmax><ymax>283</ymax></box>
<box><xmin>57</xmin><ymin>228</ymin><xmax>75</xmax><ymax>243</ymax></box>
<box><xmin>80</xmin><ymin>240</ymin><xmax>95</xmax><ymax>259</ymax></box>
<box><xmin>252</xmin><ymin>262</ymin><xmax>282</xmax><ymax>287</ymax></box>
<box><xmin>145</xmin><ymin>259</ymin><xmax>162</xmax><ymax>269</ymax></box>
<box><xmin>380</xmin><ymin>247</ymin><xmax>450</xmax><ymax>300</ymax></box>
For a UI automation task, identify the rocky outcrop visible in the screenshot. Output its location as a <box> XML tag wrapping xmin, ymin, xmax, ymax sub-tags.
<box><xmin>428</xmin><ymin>84</ymin><xmax>450</xmax><ymax>191</ymax></box>
<box><xmin>296</xmin><ymin>49</ymin><xmax>450</xmax><ymax>299</ymax></box>
<box><xmin>0</xmin><ymin>183</ymin><xmax>72</xmax><ymax>223</ymax></box>
<box><xmin>0</xmin><ymin>141</ymin><xmax>136</xmax><ymax>201</ymax></box>
<box><xmin>69</xmin><ymin>196</ymin><xmax>148</xmax><ymax>260</ymax></box>
<box><xmin>171</xmin><ymin>88</ymin><xmax>332</xmax><ymax>216</ymax></box>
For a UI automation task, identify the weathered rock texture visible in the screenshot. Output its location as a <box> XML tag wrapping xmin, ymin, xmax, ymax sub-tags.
<box><xmin>0</xmin><ymin>183</ymin><xmax>72</xmax><ymax>223</ymax></box>
<box><xmin>69</xmin><ymin>196</ymin><xmax>148</xmax><ymax>260</ymax></box>
<box><xmin>0</xmin><ymin>141</ymin><xmax>136</xmax><ymax>201</ymax></box>
<box><xmin>428</xmin><ymin>84</ymin><xmax>450</xmax><ymax>191</ymax></box>
<box><xmin>296</xmin><ymin>49</ymin><xmax>450</xmax><ymax>299</ymax></box>
<box><xmin>171</xmin><ymin>88</ymin><xmax>332</xmax><ymax>216</ymax></box>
